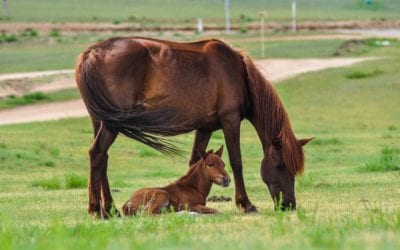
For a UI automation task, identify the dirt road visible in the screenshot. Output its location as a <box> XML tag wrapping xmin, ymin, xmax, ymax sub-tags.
<box><xmin>0</xmin><ymin>57</ymin><xmax>371</xmax><ymax>126</ymax></box>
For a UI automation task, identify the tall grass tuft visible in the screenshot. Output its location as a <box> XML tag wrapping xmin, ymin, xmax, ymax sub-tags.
<box><xmin>360</xmin><ymin>146</ymin><xmax>400</xmax><ymax>172</ymax></box>
<box><xmin>65</xmin><ymin>173</ymin><xmax>87</xmax><ymax>189</ymax></box>
<box><xmin>2</xmin><ymin>92</ymin><xmax>50</xmax><ymax>108</ymax></box>
<box><xmin>345</xmin><ymin>69</ymin><xmax>383</xmax><ymax>79</ymax></box>
<box><xmin>31</xmin><ymin>177</ymin><xmax>62</xmax><ymax>190</ymax></box>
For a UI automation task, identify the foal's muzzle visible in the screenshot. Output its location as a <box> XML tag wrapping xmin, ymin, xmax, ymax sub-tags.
<box><xmin>222</xmin><ymin>176</ymin><xmax>230</xmax><ymax>187</ymax></box>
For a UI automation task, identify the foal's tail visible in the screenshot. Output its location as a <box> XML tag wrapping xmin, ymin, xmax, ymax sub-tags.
<box><xmin>75</xmin><ymin>51</ymin><xmax>183</xmax><ymax>156</ymax></box>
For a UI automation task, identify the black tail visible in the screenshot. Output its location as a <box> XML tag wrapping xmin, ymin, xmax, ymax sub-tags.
<box><xmin>76</xmin><ymin>53</ymin><xmax>184</xmax><ymax>156</ymax></box>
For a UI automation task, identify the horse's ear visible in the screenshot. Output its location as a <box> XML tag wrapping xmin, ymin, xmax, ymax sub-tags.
<box><xmin>299</xmin><ymin>137</ymin><xmax>314</xmax><ymax>146</ymax></box>
<box><xmin>215</xmin><ymin>145</ymin><xmax>223</xmax><ymax>157</ymax></box>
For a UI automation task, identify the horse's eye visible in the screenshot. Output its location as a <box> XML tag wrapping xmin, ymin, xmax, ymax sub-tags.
<box><xmin>276</xmin><ymin>165</ymin><xmax>284</xmax><ymax>171</ymax></box>
<box><xmin>207</xmin><ymin>163</ymin><xmax>213</xmax><ymax>168</ymax></box>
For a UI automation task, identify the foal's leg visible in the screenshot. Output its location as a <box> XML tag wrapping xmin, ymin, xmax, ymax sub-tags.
<box><xmin>221</xmin><ymin>115</ymin><xmax>257</xmax><ymax>213</ymax></box>
<box><xmin>189</xmin><ymin>130</ymin><xmax>212</xmax><ymax>165</ymax></box>
<box><xmin>88</xmin><ymin>121</ymin><xmax>117</xmax><ymax>218</ymax></box>
<box><xmin>145</xmin><ymin>189</ymin><xmax>170</xmax><ymax>215</ymax></box>
<box><xmin>190</xmin><ymin>204</ymin><xmax>218</xmax><ymax>214</ymax></box>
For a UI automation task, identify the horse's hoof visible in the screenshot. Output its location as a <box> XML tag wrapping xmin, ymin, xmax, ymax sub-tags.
<box><xmin>244</xmin><ymin>205</ymin><xmax>258</xmax><ymax>213</ymax></box>
<box><xmin>110</xmin><ymin>208</ymin><xmax>121</xmax><ymax>218</ymax></box>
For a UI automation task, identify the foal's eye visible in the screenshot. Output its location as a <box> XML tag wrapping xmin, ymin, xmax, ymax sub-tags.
<box><xmin>207</xmin><ymin>163</ymin><xmax>213</xmax><ymax>168</ymax></box>
<box><xmin>276</xmin><ymin>165</ymin><xmax>284</xmax><ymax>171</ymax></box>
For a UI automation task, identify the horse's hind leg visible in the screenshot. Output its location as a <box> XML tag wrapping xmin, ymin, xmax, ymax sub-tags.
<box><xmin>88</xmin><ymin>121</ymin><xmax>117</xmax><ymax>218</ymax></box>
<box><xmin>221</xmin><ymin>115</ymin><xmax>257</xmax><ymax>213</ymax></box>
<box><xmin>189</xmin><ymin>130</ymin><xmax>212</xmax><ymax>165</ymax></box>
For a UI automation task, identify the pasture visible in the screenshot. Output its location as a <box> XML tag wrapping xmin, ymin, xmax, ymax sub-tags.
<box><xmin>0</xmin><ymin>30</ymin><xmax>347</xmax><ymax>74</ymax></box>
<box><xmin>0</xmin><ymin>39</ymin><xmax>399</xmax><ymax>248</ymax></box>
<box><xmin>2</xmin><ymin>0</ymin><xmax>400</xmax><ymax>22</ymax></box>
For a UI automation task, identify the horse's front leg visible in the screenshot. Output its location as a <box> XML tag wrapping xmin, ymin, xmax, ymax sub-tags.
<box><xmin>221</xmin><ymin>115</ymin><xmax>257</xmax><ymax>213</ymax></box>
<box><xmin>189</xmin><ymin>130</ymin><xmax>212</xmax><ymax>165</ymax></box>
<box><xmin>88</xmin><ymin>122</ymin><xmax>117</xmax><ymax>218</ymax></box>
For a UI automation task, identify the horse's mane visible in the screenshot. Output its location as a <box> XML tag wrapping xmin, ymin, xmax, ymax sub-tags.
<box><xmin>240</xmin><ymin>53</ymin><xmax>305</xmax><ymax>175</ymax></box>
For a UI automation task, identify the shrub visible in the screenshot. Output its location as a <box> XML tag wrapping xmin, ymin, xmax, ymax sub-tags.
<box><xmin>4</xmin><ymin>34</ymin><xmax>17</xmax><ymax>42</ymax></box>
<box><xmin>21</xmin><ymin>28</ymin><xmax>38</xmax><ymax>37</ymax></box>
<box><xmin>112</xmin><ymin>19</ymin><xmax>120</xmax><ymax>25</ymax></box>
<box><xmin>49</xmin><ymin>29</ymin><xmax>61</xmax><ymax>37</ymax></box>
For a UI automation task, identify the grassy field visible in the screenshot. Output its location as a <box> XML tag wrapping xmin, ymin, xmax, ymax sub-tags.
<box><xmin>1</xmin><ymin>29</ymin><xmax>398</xmax><ymax>74</ymax></box>
<box><xmin>0</xmin><ymin>42</ymin><xmax>399</xmax><ymax>249</ymax></box>
<box><xmin>1</xmin><ymin>0</ymin><xmax>400</xmax><ymax>22</ymax></box>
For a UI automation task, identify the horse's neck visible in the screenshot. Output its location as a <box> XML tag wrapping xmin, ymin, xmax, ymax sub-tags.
<box><xmin>249</xmin><ymin>82</ymin><xmax>289</xmax><ymax>152</ymax></box>
<box><xmin>179</xmin><ymin>163</ymin><xmax>212</xmax><ymax>198</ymax></box>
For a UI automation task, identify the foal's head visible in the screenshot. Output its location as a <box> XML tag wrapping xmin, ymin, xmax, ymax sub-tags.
<box><xmin>199</xmin><ymin>146</ymin><xmax>230</xmax><ymax>187</ymax></box>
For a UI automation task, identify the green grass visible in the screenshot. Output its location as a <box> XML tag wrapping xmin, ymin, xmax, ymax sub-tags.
<box><xmin>65</xmin><ymin>173</ymin><xmax>87</xmax><ymax>189</ymax></box>
<box><xmin>0</xmin><ymin>89</ymin><xmax>80</xmax><ymax>109</ymax></box>
<box><xmin>360</xmin><ymin>146</ymin><xmax>400</xmax><ymax>172</ymax></box>
<box><xmin>1</xmin><ymin>0</ymin><xmax>400</xmax><ymax>22</ymax></box>
<box><xmin>31</xmin><ymin>176</ymin><xmax>62</xmax><ymax>190</ymax></box>
<box><xmin>2</xmin><ymin>31</ymin><xmax>397</xmax><ymax>74</ymax></box>
<box><xmin>0</xmin><ymin>45</ymin><xmax>400</xmax><ymax>249</ymax></box>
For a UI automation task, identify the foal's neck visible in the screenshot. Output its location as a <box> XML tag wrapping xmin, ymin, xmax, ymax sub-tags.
<box><xmin>179</xmin><ymin>161</ymin><xmax>212</xmax><ymax>199</ymax></box>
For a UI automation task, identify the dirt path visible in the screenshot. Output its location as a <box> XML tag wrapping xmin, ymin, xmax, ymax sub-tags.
<box><xmin>0</xmin><ymin>57</ymin><xmax>372</xmax><ymax>126</ymax></box>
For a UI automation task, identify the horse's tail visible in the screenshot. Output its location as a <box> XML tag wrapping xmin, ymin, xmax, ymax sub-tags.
<box><xmin>75</xmin><ymin>51</ymin><xmax>183</xmax><ymax>156</ymax></box>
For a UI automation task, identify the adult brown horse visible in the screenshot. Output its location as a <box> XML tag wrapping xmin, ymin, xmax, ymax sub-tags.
<box><xmin>75</xmin><ymin>37</ymin><xmax>313</xmax><ymax>218</ymax></box>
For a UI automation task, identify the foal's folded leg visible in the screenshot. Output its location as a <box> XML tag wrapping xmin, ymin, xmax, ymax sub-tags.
<box><xmin>145</xmin><ymin>189</ymin><xmax>170</xmax><ymax>215</ymax></box>
<box><xmin>189</xmin><ymin>204</ymin><xmax>218</xmax><ymax>214</ymax></box>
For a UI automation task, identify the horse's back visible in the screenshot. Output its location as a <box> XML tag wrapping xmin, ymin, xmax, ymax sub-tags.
<box><xmin>77</xmin><ymin>37</ymin><xmax>249</xmax><ymax>128</ymax></box>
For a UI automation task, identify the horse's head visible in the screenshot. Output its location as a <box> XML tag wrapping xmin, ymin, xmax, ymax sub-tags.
<box><xmin>200</xmin><ymin>146</ymin><xmax>230</xmax><ymax>187</ymax></box>
<box><xmin>261</xmin><ymin>137</ymin><xmax>313</xmax><ymax>211</ymax></box>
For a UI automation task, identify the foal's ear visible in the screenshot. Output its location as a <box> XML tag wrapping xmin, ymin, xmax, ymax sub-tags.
<box><xmin>215</xmin><ymin>145</ymin><xmax>224</xmax><ymax>157</ymax></box>
<box><xmin>299</xmin><ymin>137</ymin><xmax>315</xmax><ymax>146</ymax></box>
<box><xmin>199</xmin><ymin>149</ymin><xmax>207</xmax><ymax>159</ymax></box>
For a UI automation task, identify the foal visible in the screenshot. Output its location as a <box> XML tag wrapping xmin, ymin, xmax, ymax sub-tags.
<box><xmin>122</xmin><ymin>146</ymin><xmax>230</xmax><ymax>215</ymax></box>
